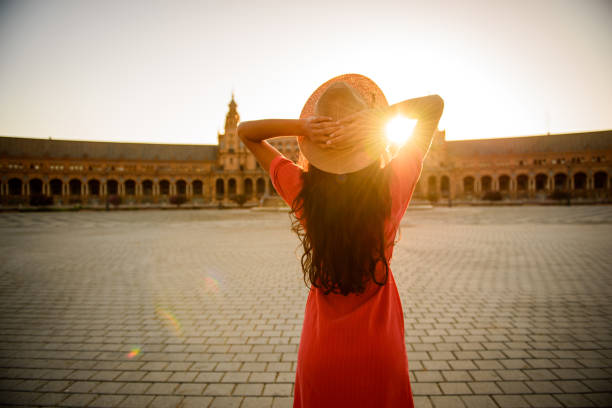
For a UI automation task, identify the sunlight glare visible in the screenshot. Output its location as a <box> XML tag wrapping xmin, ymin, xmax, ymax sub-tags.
<box><xmin>386</xmin><ymin>116</ymin><xmax>417</xmax><ymax>146</ymax></box>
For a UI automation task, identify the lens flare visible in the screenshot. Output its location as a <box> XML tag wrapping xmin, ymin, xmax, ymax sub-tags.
<box><xmin>155</xmin><ymin>305</ymin><xmax>183</xmax><ymax>337</ymax></box>
<box><xmin>386</xmin><ymin>115</ymin><xmax>417</xmax><ymax>146</ymax></box>
<box><xmin>126</xmin><ymin>347</ymin><xmax>141</xmax><ymax>359</ymax></box>
<box><xmin>203</xmin><ymin>276</ymin><xmax>220</xmax><ymax>293</ymax></box>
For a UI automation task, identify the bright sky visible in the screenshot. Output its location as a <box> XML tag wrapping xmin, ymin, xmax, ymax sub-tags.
<box><xmin>0</xmin><ymin>0</ymin><xmax>610</xmax><ymax>145</ymax></box>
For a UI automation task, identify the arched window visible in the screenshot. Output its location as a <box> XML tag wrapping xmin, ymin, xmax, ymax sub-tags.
<box><xmin>228</xmin><ymin>178</ymin><xmax>237</xmax><ymax>198</ymax></box>
<box><xmin>256</xmin><ymin>178</ymin><xmax>266</xmax><ymax>197</ymax></box>
<box><xmin>481</xmin><ymin>175</ymin><xmax>492</xmax><ymax>192</ymax></box>
<box><xmin>125</xmin><ymin>179</ymin><xmax>136</xmax><ymax>195</ymax></box>
<box><xmin>554</xmin><ymin>173</ymin><xmax>567</xmax><ymax>191</ymax></box>
<box><xmin>244</xmin><ymin>178</ymin><xmax>253</xmax><ymax>197</ymax></box>
<box><xmin>8</xmin><ymin>178</ymin><xmax>22</xmax><ymax>195</ymax></box>
<box><xmin>192</xmin><ymin>180</ymin><xmax>203</xmax><ymax>196</ymax></box>
<box><xmin>69</xmin><ymin>178</ymin><xmax>81</xmax><ymax>196</ymax></box>
<box><xmin>159</xmin><ymin>180</ymin><xmax>170</xmax><ymax>195</ymax></box>
<box><xmin>88</xmin><ymin>179</ymin><xmax>100</xmax><ymax>196</ymax></box>
<box><xmin>499</xmin><ymin>175</ymin><xmax>510</xmax><ymax>191</ymax></box>
<box><xmin>517</xmin><ymin>174</ymin><xmax>528</xmax><ymax>191</ymax></box>
<box><xmin>142</xmin><ymin>180</ymin><xmax>153</xmax><ymax>196</ymax></box>
<box><xmin>215</xmin><ymin>179</ymin><xmax>225</xmax><ymax>199</ymax></box>
<box><xmin>176</xmin><ymin>180</ymin><xmax>187</xmax><ymax>195</ymax></box>
<box><xmin>29</xmin><ymin>178</ymin><xmax>43</xmax><ymax>195</ymax></box>
<box><xmin>440</xmin><ymin>176</ymin><xmax>450</xmax><ymax>196</ymax></box>
<box><xmin>107</xmin><ymin>179</ymin><xmax>119</xmax><ymax>195</ymax></box>
<box><xmin>427</xmin><ymin>175</ymin><xmax>437</xmax><ymax>195</ymax></box>
<box><xmin>594</xmin><ymin>171</ymin><xmax>607</xmax><ymax>189</ymax></box>
<box><xmin>50</xmin><ymin>179</ymin><xmax>63</xmax><ymax>196</ymax></box>
<box><xmin>573</xmin><ymin>172</ymin><xmax>586</xmax><ymax>190</ymax></box>
<box><xmin>463</xmin><ymin>176</ymin><xmax>474</xmax><ymax>193</ymax></box>
<box><xmin>535</xmin><ymin>174</ymin><xmax>547</xmax><ymax>191</ymax></box>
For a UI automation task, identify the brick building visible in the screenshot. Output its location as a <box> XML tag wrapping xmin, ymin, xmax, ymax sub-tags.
<box><xmin>1</xmin><ymin>96</ymin><xmax>611</xmax><ymax>207</ymax></box>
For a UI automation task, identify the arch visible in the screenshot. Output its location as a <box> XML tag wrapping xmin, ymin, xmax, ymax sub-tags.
<box><xmin>481</xmin><ymin>175</ymin><xmax>492</xmax><ymax>192</ymax></box>
<box><xmin>159</xmin><ymin>179</ymin><xmax>170</xmax><ymax>195</ymax></box>
<box><xmin>427</xmin><ymin>175</ymin><xmax>437</xmax><ymax>195</ymax></box>
<box><xmin>517</xmin><ymin>174</ymin><xmax>528</xmax><ymax>191</ymax></box>
<box><xmin>499</xmin><ymin>174</ymin><xmax>511</xmax><ymax>191</ymax></box>
<box><xmin>192</xmin><ymin>180</ymin><xmax>203</xmax><ymax>196</ymax></box>
<box><xmin>50</xmin><ymin>178</ymin><xmax>63</xmax><ymax>196</ymax></box>
<box><xmin>269</xmin><ymin>179</ymin><xmax>276</xmax><ymax>195</ymax></box>
<box><xmin>176</xmin><ymin>179</ymin><xmax>187</xmax><ymax>195</ymax></box>
<box><xmin>463</xmin><ymin>176</ymin><xmax>474</xmax><ymax>193</ymax></box>
<box><xmin>440</xmin><ymin>175</ymin><xmax>450</xmax><ymax>196</ymax></box>
<box><xmin>142</xmin><ymin>179</ymin><xmax>153</xmax><ymax>196</ymax></box>
<box><xmin>554</xmin><ymin>173</ymin><xmax>567</xmax><ymax>191</ymax></box>
<box><xmin>124</xmin><ymin>179</ymin><xmax>136</xmax><ymax>195</ymax></box>
<box><xmin>535</xmin><ymin>173</ymin><xmax>547</xmax><ymax>191</ymax></box>
<box><xmin>8</xmin><ymin>178</ymin><xmax>23</xmax><ymax>195</ymax></box>
<box><xmin>244</xmin><ymin>178</ymin><xmax>253</xmax><ymax>197</ymax></box>
<box><xmin>107</xmin><ymin>179</ymin><xmax>119</xmax><ymax>195</ymax></box>
<box><xmin>594</xmin><ymin>171</ymin><xmax>607</xmax><ymax>189</ymax></box>
<box><xmin>69</xmin><ymin>178</ymin><xmax>82</xmax><ymax>196</ymax></box>
<box><xmin>215</xmin><ymin>178</ymin><xmax>225</xmax><ymax>199</ymax></box>
<box><xmin>573</xmin><ymin>172</ymin><xmax>587</xmax><ymax>190</ymax></box>
<box><xmin>228</xmin><ymin>178</ymin><xmax>237</xmax><ymax>198</ymax></box>
<box><xmin>88</xmin><ymin>179</ymin><xmax>100</xmax><ymax>196</ymax></box>
<box><xmin>256</xmin><ymin>178</ymin><xmax>266</xmax><ymax>197</ymax></box>
<box><xmin>29</xmin><ymin>178</ymin><xmax>43</xmax><ymax>195</ymax></box>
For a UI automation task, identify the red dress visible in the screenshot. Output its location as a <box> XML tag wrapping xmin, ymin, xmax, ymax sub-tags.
<box><xmin>269</xmin><ymin>142</ymin><xmax>425</xmax><ymax>408</ymax></box>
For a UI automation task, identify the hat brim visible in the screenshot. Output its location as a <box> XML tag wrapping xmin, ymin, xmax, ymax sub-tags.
<box><xmin>298</xmin><ymin>73</ymin><xmax>389</xmax><ymax>174</ymax></box>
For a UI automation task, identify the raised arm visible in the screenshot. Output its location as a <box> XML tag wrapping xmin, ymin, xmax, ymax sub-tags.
<box><xmin>237</xmin><ymin>117</ymin><xmax>339</xmax><ymax>172</ymax></box>
<box><xmin>388</xmin><ymin>94</ymin><xmax>444</xmax><ymax>157</ymax></box>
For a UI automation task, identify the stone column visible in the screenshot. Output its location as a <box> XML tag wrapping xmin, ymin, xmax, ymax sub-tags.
<box><xmin>83</xmin><ymin>182</ymin><xmax>88</xmax><ymax>197</ymax></box>
<box><xmin>23</xmin><ymin>181</ymin><xmax>28</xmax><ymax>196</ymax></box>
<box><xmin>186</xmin><ymin>182</ymin><xmax>192</xmax><ymax>198</ymax></box>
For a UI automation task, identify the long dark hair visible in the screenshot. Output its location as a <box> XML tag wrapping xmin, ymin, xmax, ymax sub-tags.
<box><xmin>290</xmin><ymin>159</ymin><xmax>392</xmax><ymax>296</ymax></box>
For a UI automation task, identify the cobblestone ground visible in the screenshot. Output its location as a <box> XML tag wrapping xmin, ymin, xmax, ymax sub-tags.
<box><xmin>0</xmin><ymin>206</ymin><xmax>611</xmax><ymax>408</ymax></box>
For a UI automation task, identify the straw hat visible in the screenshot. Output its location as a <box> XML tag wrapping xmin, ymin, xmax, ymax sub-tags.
<box><xmin>299</xmin><ymin>73</ymin><xmax>389</xmax><ymax>174</ymax></box>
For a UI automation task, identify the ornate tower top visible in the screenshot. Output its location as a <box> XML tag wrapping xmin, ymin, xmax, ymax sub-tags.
<box><xmin>225</xmin><ymin>93</ymin><xmax>240</xmax><ymax>132</ymax></box>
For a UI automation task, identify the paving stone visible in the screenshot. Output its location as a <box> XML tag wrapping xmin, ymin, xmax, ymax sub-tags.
<box><xmin>493</xmin><ymin>395</ymin><xmax>531</xmax><ymax>408</ymax></box>
<box><xmin>523</xmin><ymin>394</ymin><xmax>562</xmax><ymax>408</ymax></box>
<box><xmin>430</xmin><ymin>395</ymin><xmax>466</xmax><ymax>408</ymax></box>
<box><xmin>554</xmin><ymin>393</ymin><xmax>598</xmax><ymax>407</ymax></box>
<box><xmin>89</xmin><ymin>394</ymin><xmax>127</xmax><ymax>408</ymax></box>
<box><xmin>460</xmin><ymin>395</ymin><xmax>498</xmax><ymax>408</ymax></box>
<box><xmin>210</xmin><ymin>396</ymin><xmax>243</xmax><ymax>407</ymax></box>
<box><xmin>149</xmin><ymin>395</ymin><xmax>184</xmax><ymax>408</ymax></box>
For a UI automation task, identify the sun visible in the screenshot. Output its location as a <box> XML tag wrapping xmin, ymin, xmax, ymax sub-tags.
<box><xmin>386</xmin><ymin>116</ymin><xmax>417</xmax><ymax>146</ymax></box>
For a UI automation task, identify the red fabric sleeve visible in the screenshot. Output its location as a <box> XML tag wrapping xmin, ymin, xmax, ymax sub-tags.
<box><xmin>389</xmin><ymin>140</ymin><xmax>426</xmax><ymax>218</ymax></box>
<box><xmin>269</xmin><ymin>155</ymin><xmax>303</xmax><ymax>207</ymax></box>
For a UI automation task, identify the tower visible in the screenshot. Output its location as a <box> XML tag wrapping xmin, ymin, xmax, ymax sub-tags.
<box><xmin>217</xmin><ymin>94</ymin><xmax>248</xmax><ymax>171</ymax></box>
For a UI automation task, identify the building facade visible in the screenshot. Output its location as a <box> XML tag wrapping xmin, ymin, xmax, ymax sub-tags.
<box><xmin>0</xmin><ymin>96</ymin><xmax>611</xmax><ymax>207</ymax></box>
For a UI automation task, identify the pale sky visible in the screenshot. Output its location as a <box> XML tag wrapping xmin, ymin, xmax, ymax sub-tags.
<box><xmin>0</xmin><ymin>0</ymin><xmax>610</xmax><ymax>145</ymax></box>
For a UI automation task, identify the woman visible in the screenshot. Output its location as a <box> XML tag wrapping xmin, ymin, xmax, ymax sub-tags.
<box><xmin>237</xmin><ymin>74</ymin><xmax>444</xmax><ymax>408</ymax></box>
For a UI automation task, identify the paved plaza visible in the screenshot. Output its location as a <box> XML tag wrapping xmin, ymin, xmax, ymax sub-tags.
<box><xmin>0</xmin><ymin>206</ymin><xmax>611</xmax><ymax>408</ymax></box>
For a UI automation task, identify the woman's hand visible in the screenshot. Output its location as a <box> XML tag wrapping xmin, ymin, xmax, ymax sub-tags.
<box><xmin>326</xmin><ymin>107</ymin><xmax>389</xmax><ymax>150</ymax></box>
<box><xmin>301</xmin><ymin>116</ymin><xmax>341</xmax><ymax>149</ymax></box>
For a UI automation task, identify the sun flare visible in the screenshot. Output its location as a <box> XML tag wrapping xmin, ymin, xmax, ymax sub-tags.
<box><xmin>386</xmin><ymin>116</ymin><xmax>417</xmax><ymax>146</ymax></box>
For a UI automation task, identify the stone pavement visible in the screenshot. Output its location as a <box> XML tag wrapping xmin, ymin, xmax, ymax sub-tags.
<box><xmin>0</xmin><ymin>206</ymin><xmax>611</xmax><ymax>408</ymax></box>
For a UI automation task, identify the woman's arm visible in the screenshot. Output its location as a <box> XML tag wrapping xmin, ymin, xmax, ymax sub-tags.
<box><xmin>237</xmin><ymin>117</ymin><xmax>339</xmax><ymax>172</ymax></box>
<box><xmin>388</xmin><ymin>94</ymin><xmax>444</xmax><ymax>156</ymax></box>
<box><xmin>326</xmin><ymin>94</ymin><xmax>444</xmax><ymax>156</ymax></box>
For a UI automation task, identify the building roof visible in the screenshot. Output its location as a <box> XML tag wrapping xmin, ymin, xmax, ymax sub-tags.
<box><xmin>447</xmin><ymin>130</ymin><xmax>612</xmax><ymax>157</ymax></box>
<box><xmin>0</xmin><ymin>137</ymin><xmax>218</xmax><ymax>162</ymax></box>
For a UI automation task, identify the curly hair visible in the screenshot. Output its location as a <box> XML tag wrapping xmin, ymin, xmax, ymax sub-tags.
<box><xmin>290</xmin><ymin>160</ymin><xmax>392</xmax><ymax>296</ymax></box>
